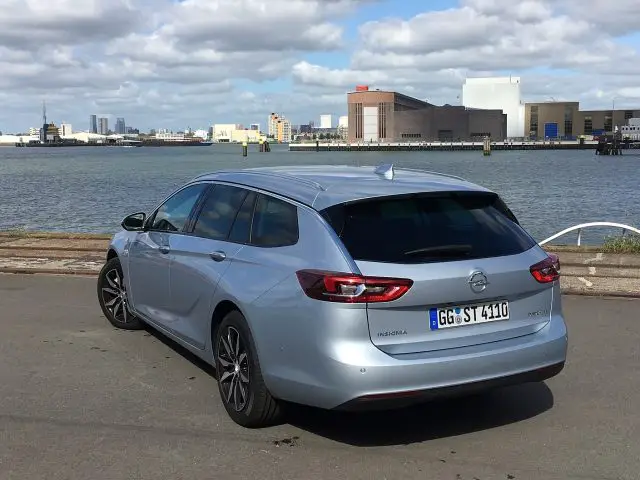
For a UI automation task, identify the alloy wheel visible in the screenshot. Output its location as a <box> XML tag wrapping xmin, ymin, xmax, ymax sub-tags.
<box><xmin>100</xmin><ymin>268</ymin><xmax>131</xmax><ymax>324</ymax></box>
<box><xmin>217</xmin><ymin>326</ymin><xmax>250</xmax><ymax>412</ymax></box>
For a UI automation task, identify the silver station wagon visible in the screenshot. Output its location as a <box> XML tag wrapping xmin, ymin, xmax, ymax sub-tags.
<box><xmin>97</xmin><ymin>164</ymin><xmax>568</xmax><ymax>428</ymax></box>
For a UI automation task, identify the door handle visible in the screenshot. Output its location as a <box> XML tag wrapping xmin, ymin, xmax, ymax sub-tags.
<box><xmin>209</xmin><ymin>251</ymin><xmax>226</xmax><ymax>262</ymax></box>
<box><xmin>158</xmin><ymin>246</ymin><xmax>170</xmax><ymax>254</ymax></box>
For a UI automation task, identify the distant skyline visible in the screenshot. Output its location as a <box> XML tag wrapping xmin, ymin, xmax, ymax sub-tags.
<box><xmin>1</xmin><ymin>0</ymin><xmax>639</xmax><ymax>133</ymax></box>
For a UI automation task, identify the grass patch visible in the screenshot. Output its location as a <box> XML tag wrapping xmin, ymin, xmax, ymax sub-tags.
<box><xmin>601</xmin><ymin>234</ymin><xmax>640</xmax><ymax>254</ymax></box>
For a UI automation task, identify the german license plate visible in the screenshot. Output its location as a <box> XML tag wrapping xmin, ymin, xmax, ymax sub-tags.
<box><xmin>429</xmin><ymin>301</ymin><xmax>509</xmax><ymax>330</ymax></box>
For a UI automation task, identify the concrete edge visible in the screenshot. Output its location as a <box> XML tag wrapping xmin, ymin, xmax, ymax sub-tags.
<box><xmin>0</xmin><ymin>232</ymin><xmax>111</xmax><ymax>240</ymax></box>
<box><xmin>561</xmin><ymin>289</ymin><xmax>640</xmax><ymax>299</ymax></box>
<box><xmin>0</xmin><ymin>245</ymin><xmax>106</xmax><ymax>252</ymax></box>
<box><xmin>0</xmin><ymin>268</ymin><xmax>99</xmax><ymax>276</ymax></box>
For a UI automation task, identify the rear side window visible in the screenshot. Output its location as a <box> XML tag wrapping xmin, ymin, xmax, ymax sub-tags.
<box><xmin>251</xmin><ymin>194</ymin><xmax>298</xmax><ymax>247</ymax></box>
<box><xmin>320</xmin><ymin>192</ymin><xmax>535</xmax><ymax>263</ymax></box>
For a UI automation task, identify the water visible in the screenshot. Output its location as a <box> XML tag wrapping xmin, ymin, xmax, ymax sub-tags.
<box><xmin>0</xmin><ymin>144</ymin><xmax>638</xmax><ymax>244</ymax></box>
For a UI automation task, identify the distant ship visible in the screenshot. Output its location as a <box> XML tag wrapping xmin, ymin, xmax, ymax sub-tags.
<box><xmin>197</xmin><ymin>141</ymin><xmax>213</xmax><ymax>146</ymax></box>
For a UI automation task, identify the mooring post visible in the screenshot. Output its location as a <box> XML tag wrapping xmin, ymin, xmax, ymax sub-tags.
<box><xmin>483</xmin><ymin>136</ymin><xmax>491</xmax><ymax>156</ymax></box>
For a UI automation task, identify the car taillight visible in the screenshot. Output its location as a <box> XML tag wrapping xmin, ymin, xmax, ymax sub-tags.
<box><xmin>530</xmin><ymin>254</ymin><xmax>561</xmax><ymax>283</ymax></box>
<box><xmin>296</xmin><ymin>270</ymin><xmax>413</xmax><ymax>303</ymax></box>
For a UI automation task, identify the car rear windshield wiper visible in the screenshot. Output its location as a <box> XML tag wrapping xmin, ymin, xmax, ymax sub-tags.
<box><xmin>403</xmin><ymin>244</ymin><xmax>473</xmax><ymax>257</ymax></box>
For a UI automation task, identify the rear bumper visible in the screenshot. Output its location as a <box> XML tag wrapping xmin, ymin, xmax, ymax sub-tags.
<box><xmin>265</xmin><ymin>314</ymin><xmax>568</xmax><ymax>410</ymax></box>
<box><xmin>335</xmin><ymin>361</ymin><xmax>564</xmax><ymax>411</ymax></box>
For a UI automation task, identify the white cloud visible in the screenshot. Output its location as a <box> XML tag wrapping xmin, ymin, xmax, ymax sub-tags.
<box><xmin>294</xmin><ymin>0</ymin><xmax>640</xmax><ymax>109</ymax></box>
<box><xmin>0</xmin><ymin>0</ymin><xmax>638</xmax><ymax>133</ymax></box>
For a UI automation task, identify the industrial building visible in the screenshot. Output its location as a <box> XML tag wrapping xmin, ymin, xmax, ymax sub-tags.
<box><xmin>347</xmin><ymin>87</ymin><xmax>507</xmax><ymax>143</ymax></box>
<box><xmin>462</xmin><ymin>77</ymin><xmax>525</xmax><ymax>138</ymax></box>
<box><xmin>524</xmin><ymin>102</ymin><xmax>640</xmax><ymax>138</ymax></box>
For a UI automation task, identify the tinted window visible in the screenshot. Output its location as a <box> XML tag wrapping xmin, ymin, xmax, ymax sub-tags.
<box><xmin>251</xmin><ymin>194</ymin><xmax>298</xmax><ymax>247</ymax></box>
<box><xmin>151</xmin><ymin>184</ymin><xmax>207</xmax><ymax>232</ymax></box>
<box><xmin>321</xmin><ymin>192</ymin><xmax>535</xmax><ymax>263</ymax></box>
<box><xmin>193</xmin><ymin>184</ymin><xmax>248</xmax><ymax>240</ymax></box>
<box><xmin>228</xmin><ymin>191</ymin><xmax>257</xmax><ymax>244</ymax></box>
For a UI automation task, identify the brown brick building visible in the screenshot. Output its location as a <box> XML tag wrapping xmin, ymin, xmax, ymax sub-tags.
<box><xmin>524</xmin><ymin>102</ymin><xmax>640</xmax><ymax>138</ymax></box>
<box><xmin>347</xmin><ymin>90</ymin><xmax>507</xmax><ymax>142</ymax></box>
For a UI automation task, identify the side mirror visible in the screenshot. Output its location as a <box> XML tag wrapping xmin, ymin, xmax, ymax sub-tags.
<box><xmin>121</xmin><ymin>212</ymin><xmax>146</xmax><ymax>231</ymax></box>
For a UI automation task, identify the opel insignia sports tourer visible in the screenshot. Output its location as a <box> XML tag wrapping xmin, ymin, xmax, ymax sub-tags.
<box><xmin>97</xmin><ymin>164</ymin><xmax>567</xmax><ymax>428</ymax></box>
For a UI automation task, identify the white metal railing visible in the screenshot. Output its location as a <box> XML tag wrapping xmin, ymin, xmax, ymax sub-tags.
<box><xmin>539</xmin><ymin>222</ymin><xmax>640</xmax><ymax>246</ymax></box>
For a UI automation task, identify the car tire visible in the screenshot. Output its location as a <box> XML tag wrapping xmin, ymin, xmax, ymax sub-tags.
<box><xmin>215</xmin><ymin>310</ymin><xmax>283</xmax><ymax>428</ymax></box>
<box><xmin>97</xmin><ymin>257</ymin><xmax>144</xmax><ymax>331</ymax></box>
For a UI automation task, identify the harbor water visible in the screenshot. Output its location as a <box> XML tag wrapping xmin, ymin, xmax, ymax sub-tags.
<box><xmin>0</xmin><ymin>144</ymin><xmax>638</xmax><ymax>244</ymax></box>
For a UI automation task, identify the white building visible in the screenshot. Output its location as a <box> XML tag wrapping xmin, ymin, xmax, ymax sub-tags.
<box><xmin>213</xmin><ymin>124</ymin><xmax>241</xmax><ymax>142</ymax></box>
<box><xmin>337</xmin><ymin>116</ymin><xmax>348</xmax><ymax>139</ymax></box>
<box><xmin>28</xmin><ymin>127</ymin><xmax>40</xmax><ymax>136</ymax></box>
<box><xmin>213</xmin><ymin>124</ymin><xmax>263</xmax><ymax>143</ymax></box>
<box><xmin>60</xmin><ymin>123</ymin><xmax>72</xmax><ymax>137</ymax></box>
<box><xmin>0</xmin><ymin>134</ymin><xmax>39</xmax><ymax>145</ymax></box>
<box><xmin>64</xmin><ymin>132</ymin><xmax>107</xmax><ymax>143</ymax></box>
<box><xmin>319</xmin><ymin>114</ymin><xmax>332</xmax><ymax>129</ymax></box>
<box><xmin>621</xmin><ymin>118</ymin><xmax>640</xmax><ymax>140</ymax></box>
<box><xmin>462</xmin><ymin>77</ymin><xmax>525</xmax><ymax>138</ymax></box>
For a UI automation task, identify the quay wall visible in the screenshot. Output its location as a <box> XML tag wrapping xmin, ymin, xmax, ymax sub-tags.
<box><xmin>0</xmin><ymin>232</ymin><xmax>638</xmax><ymax>298</ymax></box>
<box><xmin>290</xmin><ymin>140</ymin><xmax>605</xmax><ymax>152</ymax></box>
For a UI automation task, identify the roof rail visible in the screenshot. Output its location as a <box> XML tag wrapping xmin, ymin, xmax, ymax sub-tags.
<box><xmin>395</xmin><ymin>167</ymin><xmax>467</xmax><ymax>182</ymax></box>
<box><xmin>539</xmin><ymin>222</ymin><xmax>640</xmax><ymax>246</ymax></box>
<box><xmin>193</xmin><ymin>169</ymin><xmax>326</xmax><ymax>191</ymax></box>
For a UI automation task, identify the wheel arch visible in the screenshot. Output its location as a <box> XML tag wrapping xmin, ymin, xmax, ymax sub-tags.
<box><xmin>210</xmin><ymin>300</ymin><xmax>242</xmax><ymax>354</ymax></box>
<box><xmin>106</xmin><ymin>248</ymin><xmax>118</xmax><ymax>261</ymax></box>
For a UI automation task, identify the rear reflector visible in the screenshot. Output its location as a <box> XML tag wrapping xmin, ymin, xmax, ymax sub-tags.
<box><xmin>296</xmin><ymin>270</ymin><xmax>413</xmax><ymax>303</ymax></box>
<box><xmin>530</xmin><ymin>254</ymin><xmax>561</xmax><ymax>283</ymax></box>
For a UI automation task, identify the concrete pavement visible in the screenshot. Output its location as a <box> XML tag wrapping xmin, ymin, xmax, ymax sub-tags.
<box><xmin>1</xmin><ymin>274</ymin><xmax>639</xmax><ymax>479</ymax></box>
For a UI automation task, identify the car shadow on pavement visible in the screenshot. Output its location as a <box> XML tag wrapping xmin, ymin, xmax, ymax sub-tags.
<box><xmin>141</xmin><ymin>324</ymin><xmax>554</xmax><ymax>447</ymax></box>
<box><xmin>143</xmin><ymin>324</ymin><xmax>218</xmax><ymax>380</ymax></box>
<box><xmin>285</xmin><ymin>383</ymin><xmax>554</xmax><ymax>447</ymax></box>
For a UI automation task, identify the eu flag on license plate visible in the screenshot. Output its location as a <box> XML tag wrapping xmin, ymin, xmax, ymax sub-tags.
<box><xmin>429</xmin><ymin>308</ymin><xmax>438</xmax><ymax>330</ymax></box>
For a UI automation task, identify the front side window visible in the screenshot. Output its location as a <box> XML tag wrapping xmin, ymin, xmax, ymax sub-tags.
<box><xmin>250</xmin><ymin>194</ymin><xmax>298</xmax><ymax>247</ymax></box>
<box><xmin>192</xmin><ymin>184</ymin><xmax>248</xmax><ymax>240</ymax></box>
<box><xmin>150</xmin><ymin>183</ymin><xmax>208</xmax><ymax>232</ymax></box>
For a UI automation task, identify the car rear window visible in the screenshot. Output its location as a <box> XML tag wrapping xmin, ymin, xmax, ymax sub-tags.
<box><xmin>320</xmin><ymin>192</ymin><xmax>536</xmax><ymax>263</ymax></box>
